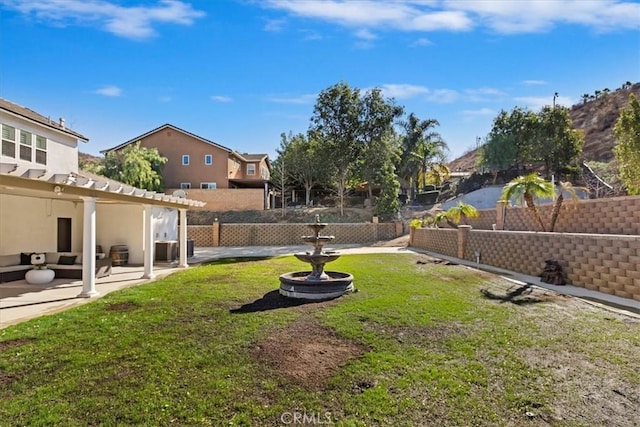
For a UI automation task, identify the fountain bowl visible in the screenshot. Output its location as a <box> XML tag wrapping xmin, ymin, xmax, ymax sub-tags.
<box><xmin>279</xmin><ymin>271</ymin><xmax>354</xmax><ymax>300</ymax></box>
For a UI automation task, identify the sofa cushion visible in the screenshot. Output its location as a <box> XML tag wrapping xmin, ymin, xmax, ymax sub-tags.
<box><xmin>0</xmin><ymin>254</ymin><xmax>20</xmax><ymax>267</ymax></box>
<box><xmin>0</xmin><ymin>264</ymin><xmax>31</xmax><ymax>273</ymax></box>
<box><xmin>20</xmin><ymin>252</ymin><xmax>34</xmax><ymax>265</ymax></box>
<box><xmin>58</xmin><ymin>255</ymin><xmax>77</xmax><ymax>265</ymax></box>
<box><xmin>45</xmin><ymin>252</ymin><xmax>59</xmax><ymax>264</ymax></box>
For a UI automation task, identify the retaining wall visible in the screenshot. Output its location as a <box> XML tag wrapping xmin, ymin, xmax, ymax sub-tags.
<box><xmin>465</xmin><ymin>195</ymin><xmax>640</xmax><ymax>235</ymax></box>
<box><xmin>411</xmin><ymin>227</ymin><xmax>640</xmax><ymax>301</ymax></box>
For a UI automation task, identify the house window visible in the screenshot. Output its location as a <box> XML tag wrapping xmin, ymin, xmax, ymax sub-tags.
<box><xmin>19</xmin><ymin>130</ymin><xmax>32</xmax><ymax>161</ymax></box>
<box><xmin>1</xmin><ymin>124</ymin><xmax>16</xmax><ymax>158</ymax></box>
<box><xmin>35</xmin><ymin>135</ymin><xmax>47</xmax><ymax>165</ymax></box>
<box><xmin>180</xmin><ymin>182</ymin><xmax>191</xmax><ymax>189</ymax></box>
<box><xmin>204</xmin><ymin>154</ymin><xmax>212</xmax><ymax>165</ymax></box>
<box><xmin>247</xmin><ymin>163</ymin><xmax>256</xmax><ymax>175</ymax></box>
<box><xmin>182</xmin><ymin>155</ymin><xmax>189</xmax><ymax>165</ymax></box>
<box><xmin>200</xmin><ymin>182</ymin><xmax>217</xmax><ymax>189</ymax></box>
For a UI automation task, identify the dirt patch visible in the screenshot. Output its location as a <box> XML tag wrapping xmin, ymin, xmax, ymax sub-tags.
<box><xmin>104</xmin><ymin>301</ymin><xmax>140</xmax><ymax>312</ymax></box>
<box><xmin>251</xmin><ymin>316</ymin><xmax>368</xmax><ymax>390</ymax></box>
<box><xmin>0</xmin><ymin>337</ymin><xmax>34</xmax><ymax>353</ymax></box>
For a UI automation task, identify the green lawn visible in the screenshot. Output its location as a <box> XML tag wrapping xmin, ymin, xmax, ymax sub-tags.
<box><xmin>1</xmin><ymin>254</ymin><xmax>638</xmax><ymax>426</ymax></box>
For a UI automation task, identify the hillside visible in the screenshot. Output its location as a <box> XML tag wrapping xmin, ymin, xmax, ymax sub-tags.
<box><xmin>448</xmin><ymin>82</ymin><xmax>640</xmax><ymax>172</ymax></box>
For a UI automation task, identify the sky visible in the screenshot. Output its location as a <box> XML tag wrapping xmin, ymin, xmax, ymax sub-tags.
<box><xmin>1</xmin><ymin>0</ymin><xmax>639</xmax><ymax>163</ymax></box>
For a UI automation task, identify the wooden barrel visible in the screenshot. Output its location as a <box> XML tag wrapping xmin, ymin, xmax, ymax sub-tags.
<box><xmin>109</xmin><ymin>245</ymin><xmax>129</xmax><ymax>266</ymax></box>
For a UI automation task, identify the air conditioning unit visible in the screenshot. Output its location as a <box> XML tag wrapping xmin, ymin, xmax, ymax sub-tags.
<box><xmin>155</xmin><ymin>240</ymin><xmax>178</xmax><ymax>262</ymax></box>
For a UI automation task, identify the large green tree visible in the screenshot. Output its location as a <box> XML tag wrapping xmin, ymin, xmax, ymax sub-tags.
<box><xmin>80</xmin><ymin>142</ymin><xmax>167</xmax><ymax>192</ymax></box>
<box><xmin>309</xmin><ymin>82</ymin><xmax>363</xmax><ymax>216</ymax></box>
<box><xmin>534</xmin><ymin>106</ymin><xmax>584</xmax><ymax>179</ymax></box>
<box><xmin>310</xmin><ymin>82</ymin><xmax>403</xmax><ymax>217</ymax></box>
<box><xmin>275</xmin><ymin>132</ymin><xmax>328</xmax><ymax>206</ymax></box>
<box><xmin>613</xmin><ymin>93</ymin><xmax>640</xmax><ymax>195</ymax></box>
<box><xmin>482</xmin><ymin>107</ymin><xmax>538</xmax><ymax>172</ymax></box>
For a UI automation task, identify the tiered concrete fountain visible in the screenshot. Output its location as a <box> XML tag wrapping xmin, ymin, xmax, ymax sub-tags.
<box><xmin>279</xmin><ymin>215</ymin><xmax>354</xmax><ymax>300</ymax></box>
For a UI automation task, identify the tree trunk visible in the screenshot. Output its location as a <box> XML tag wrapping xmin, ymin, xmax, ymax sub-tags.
<box><xmin>549</xmin><ymin>193</ymin><xmax>564</xmax><ymax>232</ymax></box>
<box><xmin>305</xmin><ymin>186</ymin><xmax>312</xmax><ymax>206</ymax></box>
<box><xmin>524</xmin><ymin>193</ymin><xmax>546</xmax><ymax>232</ymax></box>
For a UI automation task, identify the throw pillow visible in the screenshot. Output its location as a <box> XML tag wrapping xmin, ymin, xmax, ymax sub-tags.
<box><xmin>20</xmin><ymin>252</ymin><xmax>33</xmax><ymax>265</ymax></box>
<box><xmin>58</xmin><ymin>255</ymin><xmax>77</xmax><ymax>265</ymax></box>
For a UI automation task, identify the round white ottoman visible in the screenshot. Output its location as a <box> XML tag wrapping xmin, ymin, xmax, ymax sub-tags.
<box><xmin>25</xmin><ymin>268</ymin><xmax>55</xmax><ymax>284</ymax></box>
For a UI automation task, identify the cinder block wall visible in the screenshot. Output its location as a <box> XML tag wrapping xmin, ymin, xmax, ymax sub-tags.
<box><xmin>188</xmin><ymin>222</ymin><xmax>402</xmax><ymax>247</ymax></box>
<box><xmin>412</xmin><ymin>228</ymin><xmax>457</xmax><ymax>257</ymax></box>
<box><xmin>219</xmin><ymin>223</ymin><xmax>399</xmax><ymax>246</ymax></box>
<box><xmin>187</xmin><ymin>225</ymin><xmax>215</xmax><ymax>247</ymax></box>
<box><xmin>412</xmin><ymin>227</ymin><xmax>640</xmax><ymax>301</ymax></box>
<box><xmin>467</xmin><ymin>195</ymin><xmax>640</xmax><ymax>235</ymax></box>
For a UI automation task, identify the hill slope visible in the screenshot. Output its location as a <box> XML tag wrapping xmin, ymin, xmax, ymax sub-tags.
<box><xmin>448</xmin><ymin>82</ymin><xmax>640</xmax><ymax>172</ymax></box>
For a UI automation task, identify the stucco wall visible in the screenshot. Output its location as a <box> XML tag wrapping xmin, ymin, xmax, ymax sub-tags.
<box><xmin>96</xmin><ymin>204</ymin><xmax>146</xmax><ymax>264</ymax></box>
<box><xmin>0</xmin><ymin>113</ymin><xmax>79</xmax><ymax>174</ymax></box>
<box><xmin>0</xmin><ymin>194</ymin><xmax>82</xmax><ymax>254</ymax></box>
<box><xmin>175</xmin><ymin>188</ymin><xmax>266</xmax><ymax>211</ymax></box>
<box><xmin>134</xmin><ymin>129</ymin><xmax>231</xmax><ymax>189</ymax></box>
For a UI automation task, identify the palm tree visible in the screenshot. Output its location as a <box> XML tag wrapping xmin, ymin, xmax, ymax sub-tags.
<box><xmin>549</xmin><ymin>182</ymin><xmax>585</xmax><ymax>232</ymax></box>
<box><xmin>445</xmin><ymin>201</ymin><xmax>479</xmax><ymax>227</ymax></box>
<box><xmin>501</xmin><ymin>173</ymin><xmax>554</xmax><ymax>231</ymax></box>
<box><xmin>423</xmin><ymin>163</ymin><xmax>451</xmax><ymax>188</ymax></box>
<box><xmin>398</xmin><ymin>113</ymin><xmax>443</xmax><ymax>199</ymax></box>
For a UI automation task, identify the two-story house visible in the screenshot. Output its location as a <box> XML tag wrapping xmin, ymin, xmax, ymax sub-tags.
<box><xmin>0</xmin><ymin>98</ymin><xmax>204</xmax><ymax>296</ymax></box>
<box><xmin>101</xmin><ymin>124</ymin><xmax>272</xmax><ymax>211</ymax></box>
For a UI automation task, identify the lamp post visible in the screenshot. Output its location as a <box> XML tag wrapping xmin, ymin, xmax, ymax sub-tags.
<box><xmin>553</xmin><ymin>92</ymin><xmax>558</xmax><ymax>108</ymax></box>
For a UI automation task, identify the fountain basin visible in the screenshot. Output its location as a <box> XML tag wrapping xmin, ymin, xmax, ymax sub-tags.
<box><xmin>279</xmin><ymin>271</ymin><xmax>354</xmax><ymax>300</ymax></box>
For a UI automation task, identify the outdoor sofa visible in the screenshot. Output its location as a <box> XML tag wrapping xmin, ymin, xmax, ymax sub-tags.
<box><xmin>0</xmin><ymin>252</ymin><xmax>112</xmax><ymax>283</ymax></box>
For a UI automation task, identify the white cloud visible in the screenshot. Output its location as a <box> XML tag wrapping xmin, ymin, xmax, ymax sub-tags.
<box><xmin>3</xmin><ymin>0</ymin><xmax>205</xmax><ymax>39</ymax></box>
<box><xmin>94</xmin><ymin>85</ymin><xmax>122</xmax><ymax>97</ymax></box>
<box><xmin>522</xmin><ymin>80</ymin><xmax>548</xmax><ymax>86</ymax></box>
<box><xmin>355</xmin><ymin>28</ymin><xmax>377</xmax><ymax>40</ymax></box>
<box><xmin>379</xmin><ymin>84</ymin><xmax>430</xmax><ymax>99</ymax></box>
<box><xmin>410</xmin><ymin>37</ymin><xmax>433</xmax><ymax>47</ymax></box>
<box><xmin>426</xmin><ymin>88</ymin><xmax>459</xmax><ymax>103</ymax></box>
<box><xmin>263</xmin><ymin>0</ymin><xmax>639</xmax><ymax>34</ymax></box>
<box><xmin>211</xmin><ymin>95</ymin><xmax>233</xmax><ymax>103</ymax></box>
<box><xmin>464</xmin><ymin>87</ymin><xmax>507</xmax><ymax>102</ymax></box>
<box><xmin>461</xmin><ymin>107</ymin><xmax>496</xmax><ymax>117</ymax></box>
<box><xmin>266</xmin><ymin>94</ymin><xmax>317</xmax><ymax>104</ymax></box>
<box><xmin>264</xmin><ymin>18</ymin><xmax>286</xmax><ymax>32</ymax></box>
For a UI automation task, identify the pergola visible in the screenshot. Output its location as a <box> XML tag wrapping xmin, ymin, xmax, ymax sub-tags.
<box><xmin>0</xmin><ymin>164</ymin><xmax>206</xmax><ymax>298</ymax></box>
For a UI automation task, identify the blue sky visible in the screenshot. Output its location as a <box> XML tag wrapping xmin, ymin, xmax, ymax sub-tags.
<box><xmin>1</xmin><ymin>0</ymin><xmax>639</xmax><ymax>162</ymax></box>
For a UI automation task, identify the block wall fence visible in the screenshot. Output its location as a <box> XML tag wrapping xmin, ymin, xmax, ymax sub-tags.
<box><xmin>410</xmin><ymin>226</ymin><xmax>640</xmax><ymax>302</ymax></box>
<box><xmin>465</xmin><ymin>195</ymin><xmax>640</xmax><ymax>235</ymax></box>
<box><xmin>187</xmin><ymin>221</ymin><xmax>404</xmax><ymax>247</ymax></box>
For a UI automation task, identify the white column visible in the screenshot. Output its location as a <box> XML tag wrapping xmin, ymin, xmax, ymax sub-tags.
<box><xmin>143</xmin><ymin>205</ymin><xmax>155</xmax><ymax>279</ymax></box>
<box><xmin>179</xmin><ymin>208</ymin><xmax>188</xmax><ymax>268</ymax></box>
<box><xmin>78</xmin><ymin>197</ymin><xmax>98</xmax><ymax>298</ymax></box>
<box><xmin>264</xmin><ymin>182</ymin><xmax>269</xmax><ymax>209</ymax></box>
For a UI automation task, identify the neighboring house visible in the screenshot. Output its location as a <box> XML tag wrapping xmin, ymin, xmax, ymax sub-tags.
<box><xmin>101</xmin><ymin>124</ymin><xmax>272</xmax><ymax>210</ymax></box>
<box><xmin>0</xmin><ymin>98</ymin><xmax>204</xmax><ymax>297</ymax></box>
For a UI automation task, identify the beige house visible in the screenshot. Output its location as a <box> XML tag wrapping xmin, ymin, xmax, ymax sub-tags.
<box><xmin>0</xmin><ymin>98</ymin><xmax>204</xmax><ymax>297</ymax></box>
<box><xmin>101</xmin><ymin>124</ymin><xmax>272</xmax><ymax>210</ymax></box>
